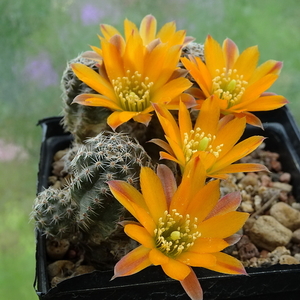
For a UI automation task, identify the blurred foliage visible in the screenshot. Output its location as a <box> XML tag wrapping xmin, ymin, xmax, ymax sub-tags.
<box><xmin>0</xmin><ymin>0</ymin><xmax>299</xmax><ymax>299</ymax></box>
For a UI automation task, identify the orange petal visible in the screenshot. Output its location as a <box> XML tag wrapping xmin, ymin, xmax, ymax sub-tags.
<box><xmin>195</xmin><ymin>95</ymin><xmax>220</xmax><ymax>135</ymax></box>
<box><xmin>148</xmin><ymin>139</ymin><xmax>176</xmax><ymax>157</ymax></box>
<box><xmin>124</xmin><ymin>18</ymin><xmax>139</xmax><ymax>41</ymax></box>
<box><xmin>233</xmin><ymin>45</ymin><xmax>259</xmax><ymax>81</ymax></box>
<box><xmin>211</xmin><ymin>135</ymin><xmax>265</xmax><ymax>172</ymax></box>
<box><xmin>204</xmin><ymin>35</ymin><xmax>225</xmax><ymax>77</ymax></box>
<box><xmin>180</xmin><ymin>269</ymin><xmax>203</xmax><ymax>300</ymax></box>
<box><xmin>154</xmin><ymin>44</ymin><xmax>183</xmax><ymax>82</ymax></box>
<box><xmin>224</xmin><ymin>234</ymin><xmax>242</xmax><ymax>246</ymax></box>
<box><xmin>149</xmin><ymin>248</ymin><xmax>169</xmax><ymax>265</ymax></box>
<box><xmin>181</xmin><ymin>56</ymin><xmax>212</xmax><ymax>97</ymax></box>
<box><xmin>164</xmin><ymin>135</ymin><xmax>186</xmax><ymax>165</ymax></box>
<box><xmin>159</xmin><ymin>151</ymin><xmax>181</xmax><ymax>165</ymax></box>
<box><xmin>156</xmin><ymin>21</ymin><xmax>175</xmax><ymax>42</ymax></box>
<box><xmin>139</xmin><ymin>14</ymin><xmax>157</xmax><ymax>45</ymax></box>
<box><xmin>153</xmin><ymin>103</ymin><xmax>181</xmax><ymax>143</ymax></box>
<box><xmin>71</xmin><ymin>63</ymin><xmax>115</xmax><ymax>99</ymax></box>
<box><xmin>100</xmin><ymin>23</ymin><xmax>121</xmax><ymax>40</ymax></box>
<box><xmin>235</xmin><ymin>74</ymin><xmax>280</xmax><ymax>109</ymax></box>
<box><xmin>140</xmin><ymin>167</ymin><xmax>168</xmax><ymax>222</ymax></box>
<box><xmin>222</xmin><ymin>38</ymin><xmax>239</xmax><ymax>70</ymax></box>
<box><xmin>188</xmin><ymin>237</ymin><xmax>229</xmax><ymax>254</ymax></box>
<box><xmin>213</xmin><ymin>117</ymin><xmax>246</xmax><ymax>160</ymax></box>
<box><xmin>72</xmin><ymin>94</ymin><xmax>121</xmax><ymax>110</ymax></box>
<box><xmin>186</xmin><ymin>87</ymin><xmax>206</xmax><ymax>100</ymax></box>
<box><xmin>187</xmin><ymin>179</ymin><xmax>220</xmax><ymax>223</ymax></box>
<box><xmin>183</xmin><ymin>35</ymin><xmax>196</xmax><ymax>47</ymax></box>
<box><xmin>197</xmin><ymin>151</ymin><xmax>218</xmax><ymax>174</ymax></box>
<box><xmin>90</xmin><ymin>45</ymin><xmax>103</xmax><ymax>58</ymax></box>
<box><xmin>171</xmin><ymin>157</ymin><xmax>206</xmax><ymax>214</ymax></box>
<box><xmin>123</xmin><ymin>32</ymin><xmax>145</xmax><ymax>75</ymax></box>
<box><xmin>132</xmin><ymin>112</ymin><xmax>153</xmax><ymax>126</ymax></box>
<box><xmin>171</xmin><ymin>93</ymin><xmax>196</xmax><ymax>109</ymax></box>
<box><xmin>234</xmin><ymin>112</ymin><xmax>263</xmax><ymax>128</ymax></box>
<box><xmin>143</xmin><ymin>42</ymin><xmax>169</xmax><ymax>81</ymax></box>
<box><xmin>146</xmin><ymin>38</ymin><xmax>161</xmax><ymax>52</ymax></box>
<box><xmin>249</xmin><ymin>60</ymin><xmax>282</xmax><ymax>84</ymax></box>
<box><xmin>235</xmin><ymin>95</ymin><xmax>288</xmax><ymax>112</ymax></box>
<box><xmin>107</xmin><ymin>180</ymin><xmax>147</xmax><ymax>218</ymax></box>
<box><xmin>161</xmin><ymin>258</ymin><xmax>191</xmax><ymax>281</ymax></box>
<box><xmin>100</xmin><ymin>38</ymin><xmax>126</xmax><ymax>80</ymax></box>
<box><xmin>109</xmin><ymin>34</ymin><xmax>126</xmax><ymax>55</ymax></box>
<box><xmin>151</xmin><ymin>77</ymin><xmax>192</xmax><ymax>104</ymax></box>
<box><xmin>198</xmin><ymin>211</ymin><xmax>249</xmax><ymax>239</ymax></box>
<box><xmin>124</xmin><ymin>223</ymin><xmax>155</xmax><ymax>249</ymax></box>
<box><xmin>178</xmin><ymin>100</ymin><xmax>193</xmax><ymax>141</ymax></box>
<box><xmin>157</xmin><ymin>164</ymin><xmax>177</xmax><ymax>208</ymax></box>
<box><xmin>81</xmin><ymin>50</ymin><xmax>102</xmax><ymax>62</ymax></box>
<box><xmin>113</xmin><ymin>245</ymin><xmax>151</xmax><ymax>279</ymax></box>
<box><xmin>207</xmin><ymin>252</ymin><xmax>247</xmax><ymax>275</ymax></box>
<box><xmin>107</xmin><ymin>111</ymin><xmax>138</xmax><ymax>130</ymax></box>
<box><xmin>214</xmin><ymin>162</ymin><xmax>269</xmax><ymax>175</ymax></box>
<box><xmin>217</xmin><ymin>114</ymin><xmax>235</xmax><ymax>131</ymax></box>
<box><xmin>205</xmin><ymin>192</ymin><xmax>241</xmax><ymax>219</ymax></box>
<box><xmin>108</xmin><ymin>180</ymin><xmax>156</xmax><ymax>233</ymax></box>
<box><xmin>178</xmin><ymin>252</ymin><xmax>216</xmax><ymax>268</ymax></box>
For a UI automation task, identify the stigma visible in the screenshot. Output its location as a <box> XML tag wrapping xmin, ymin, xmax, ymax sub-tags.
<box><xmin>112</xmin><ymin>70</ymin><xmax>153</xmax><ymax>112</ymax></box>
<box><xmin>212</xmin><ymin>68</ymin><xmax>248</xmax><ymax>108</ymax></box>
<box><xmin>154</xmin><ymin>209</ymin><xmax>201</xmax><ymax>258</ymax></box>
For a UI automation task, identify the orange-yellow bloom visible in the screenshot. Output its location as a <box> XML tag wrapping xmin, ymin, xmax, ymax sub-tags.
<box><xmin>151</xmin><ymin>96</ymin><xmax>268</xmax><ymax>178</ymax></box>
<box><xmin>71</xmin><ymin>15</ymin><xmax>195</xmax><ymax>130</ymax></box>
<box><xmin>108</xmin><ymin>159</ymin><xmax>249</xmax><ymax>300</ymax></box>
<box><xmin>98</xmin><ymin>14</ymin><xmax>194</xmax><ymax>48</ymax></box>
<box><xmin>181</xmin><ymin>35</ymin><xmax>288</xmax><ymax>127</ymax></box>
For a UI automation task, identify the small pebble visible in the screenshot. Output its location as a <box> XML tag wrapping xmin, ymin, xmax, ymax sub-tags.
<box><xmin>248</xmin><ymin>216</ymin><xmax>292</xmax><ymax>251</ymax></box>
<box><xmin>292</xmin><ymin>228</ymin><xmax>300</xmax><ymax>243</ymax></box>
<box><xmin>279</xmin><ymin>255</ymin><xmax>299</xmax><ymax>265</ymax></box>
<box><xmin>270</xmin><ymin>202</ymin><xmax>300</xmax><ymax>231</ymax></box>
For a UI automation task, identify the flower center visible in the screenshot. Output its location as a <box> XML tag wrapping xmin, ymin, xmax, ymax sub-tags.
<box><xmin>154</xmin><ymin>209</ymin><xmax>201</xmax><ymax>258</ymax></box>
<box><xmin>112</xmin><ymin>70</ymin><xmax>153</xmax><ymax>112</ymax></box>
<box><xmin>212</xmin><ymin>68</ymin><xmax>248</xmax><ymax>108</ymax></box>
<box><xmin>183</xmin><ymin>127</ymin><xmax>223</xmax><ymax>162</ymax></box>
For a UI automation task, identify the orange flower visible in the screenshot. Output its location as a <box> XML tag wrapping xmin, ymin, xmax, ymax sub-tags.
<box><xmin>181</xmin><ymin>35</ymin><xmax>288</xmax><ymax>127</ymax></box>
<box><xmin>151</xmin><ymin>96</ymin><xmax>268</xmax><ymax>178</ymax></box>
<box><xmin>98</xmin><ymin>14</ymin><xmax>194</xmax><ymax>48</ymax></box>
<box><xmin>108</xmin><ymin>159</ymin><xmax>248</xmax><ymax>300</ymax></box>
<box><xmin>71</xmin><ymin>15</ymin><xmax>195</xmax><ymax>130</ymax></box>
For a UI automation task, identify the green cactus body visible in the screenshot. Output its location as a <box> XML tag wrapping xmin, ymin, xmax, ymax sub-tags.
<box><xmin>32</xmin><ymin>187</ymin><xmax>77</xmax><ymax>238</ymax></box>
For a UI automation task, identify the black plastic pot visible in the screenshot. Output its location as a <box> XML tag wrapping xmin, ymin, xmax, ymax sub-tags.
<box><xmin>34</xmin><ymin>107</ymin><xmax>300</xmax><ymax>300</ymax></box>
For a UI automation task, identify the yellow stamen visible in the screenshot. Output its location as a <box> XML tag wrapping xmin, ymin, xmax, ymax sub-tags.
<box><xmin>154</xmin><ymin>209</ymin><xmax>201</xmax><ymax>258</ymax></box>
<box><xmin>112</xmin><ymin>70</ymin><xmax>153</xmax><ymax>112</ymax></box>
<box><xmin>183</xmin><ymin>127</ymin><xmax>223</xmax><ymax>161</ymax></box>
<box><xmin>212</xmin><ymin>68</ymin><xmax>248</xmax><ymax>108</ymax></box>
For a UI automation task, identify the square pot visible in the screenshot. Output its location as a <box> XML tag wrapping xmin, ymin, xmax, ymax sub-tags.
<box><xmin>34</xmin><ymin>107</ymin><xmax>300</xmax><ymax>300</ymax></box>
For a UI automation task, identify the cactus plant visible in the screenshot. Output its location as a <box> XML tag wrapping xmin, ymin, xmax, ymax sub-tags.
<box><xmin>32</xmin><ymin>131</ymin><xmax>153</xmax><ymax>245</ymax></box>
<box><xmin>32</xmin><ymin>187</ymin><xmax>77</xmax><ymax>238</ymax></box>
<box><xmin>60</xmin><ymin>54</ymin><xmax>112</xmax><ymax>143</ymax></box>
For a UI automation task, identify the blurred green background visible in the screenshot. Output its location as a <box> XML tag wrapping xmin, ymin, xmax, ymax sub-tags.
<box><xmin>0</xmin><ymin>0</ymin><xmax>299</xmax><ymax>299</ymax></box>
